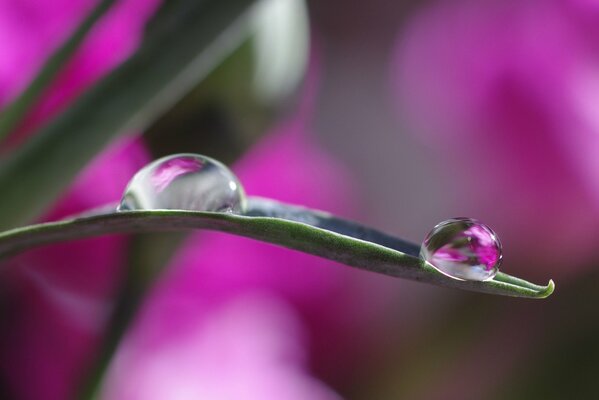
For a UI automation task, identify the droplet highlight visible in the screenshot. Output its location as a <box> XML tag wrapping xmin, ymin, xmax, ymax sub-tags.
<box><xmin>118</xmin><ymin>154</ymin><xmax>246</xmax><ymax>213</ymax></box>
<box><xmin>420</xmin><ymin>218</ymin><xmax>502</xmax><ymax>281</ymax></box>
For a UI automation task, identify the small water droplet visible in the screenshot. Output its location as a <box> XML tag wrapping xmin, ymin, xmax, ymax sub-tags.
<box><xmin>420</xmin><ymin>218</ymin><xmax>502</xmax><ymax>281</ymax></box>
<box><xmin>118</xmin><ymin>154</ymin><xmax>246</xmax><ymax>213</ymax></box>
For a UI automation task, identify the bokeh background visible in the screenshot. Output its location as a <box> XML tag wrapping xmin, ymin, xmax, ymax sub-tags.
<box><xmin>1</xmin><ymin>0</ymin><xmax>598</xmax><ymax>399</ymax></box>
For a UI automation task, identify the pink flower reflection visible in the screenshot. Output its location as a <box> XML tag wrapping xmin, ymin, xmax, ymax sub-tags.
<box><xmin>466</xmin><ymin>225</ymin><xmax>501</xmax><ymax>270</ymax></box>
<box><xmin>433</xmin><ymin>225</ymin><xmax>500</xmax><ymax>271</ymax></box>
<box><xmin>151</xmin><ymin>156</ymin><xmax>204</xmax><ymax>192</ymax></box>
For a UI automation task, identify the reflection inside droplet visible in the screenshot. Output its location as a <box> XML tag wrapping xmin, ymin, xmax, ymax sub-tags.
<box><xmin>118</xmin><ymin>154</ymin><xmax>246</xmax><ymax>213</ymax></box>
<box><xmin>420</xmin><ymin>217</ymin><xmax>502</xmax><ymax>281</ymax></box>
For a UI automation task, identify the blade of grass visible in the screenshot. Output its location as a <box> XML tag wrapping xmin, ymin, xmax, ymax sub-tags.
<box><xmin>0</xmin><ymin>0</ymin><xmax>255</xmax><ymax>231</ymax></box>
<box><xmin>0</xmin><ymin>0</ymin><xmax>117</xmax><ymax>140</ymax></box>
<box><xmin>0</xmin><ymin>199</ymin><xmax>554</xmax><ymax>299</ymax></box>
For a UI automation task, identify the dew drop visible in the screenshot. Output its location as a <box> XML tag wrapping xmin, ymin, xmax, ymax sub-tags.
<box><xmin>420</xmin><ymin>218</ymin><xmax>502</xmax><ymax>281</ymax></box>
<box><xmin>118</xmin><ymin>154</ymin><xmax>246</xmax><ymax>213</ymax></box>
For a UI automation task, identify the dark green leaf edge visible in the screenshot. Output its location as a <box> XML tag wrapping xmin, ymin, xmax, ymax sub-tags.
<box><xmin>0</xmin><ymin>200</ymin><xmax>554</xmax><ymax>299</ymax></box>
<box><xmin>0</xmin><ymin>0</ymin><xmax>117</xmax><ymax>139</ymax></box>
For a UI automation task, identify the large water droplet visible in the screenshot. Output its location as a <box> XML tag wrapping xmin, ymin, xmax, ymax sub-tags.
<box><xmin>420</xmin><ymin>218</ymin><xmax>502</xmax><ymax>281</ymax></box>
<box><xmin>118</xmin><ymin>154</ymin><xmax>246</xmax><ymax>213</ymax></box>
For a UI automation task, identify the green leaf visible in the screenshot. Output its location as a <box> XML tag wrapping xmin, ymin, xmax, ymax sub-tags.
<box><xmin>0</xmin><ymin>0</ymin><xmax>117</xmax><ymax>140</ymax></box>
<box><xmin>0</xmin><ymin>198</ymin><xmax>554</xmax><ymax>299</ymax></box>
<box><xmin>0</xmin><ymin>0</ymin><xmax>256</xmax><ymax>231</ymax></box>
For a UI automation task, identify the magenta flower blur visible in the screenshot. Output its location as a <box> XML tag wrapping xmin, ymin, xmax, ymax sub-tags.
<box><xmin>392</xmin><ymin>0</ymin><xmax>599</xmax><ymax>276</ymax></box>
<box><xmin>0</xmin><ymin>0</ymin><xmax>160</xmax><ymax>146</ymax></box>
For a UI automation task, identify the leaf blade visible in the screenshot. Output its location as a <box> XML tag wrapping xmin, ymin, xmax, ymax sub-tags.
<box><xmin>0</xmin><ymin>202</ymin><xmax>554</xmax><ymax>299</ymax></box>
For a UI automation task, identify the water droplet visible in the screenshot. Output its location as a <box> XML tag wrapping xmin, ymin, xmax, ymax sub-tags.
<box><xmin>420</xmin><ymin>218</ymin><xmax>502</xmax><ymax>281</ymax></box>
<box><xmin>118</xmin><ymin>154</ymin><xmax>246</xmax><ymax>213</ymax></box>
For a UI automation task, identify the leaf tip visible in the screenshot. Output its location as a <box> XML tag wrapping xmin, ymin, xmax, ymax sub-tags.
<box><xmin>537</xmin><ymin>279</ymin><xmax>555</xmax><ymax>299</ymax></box>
